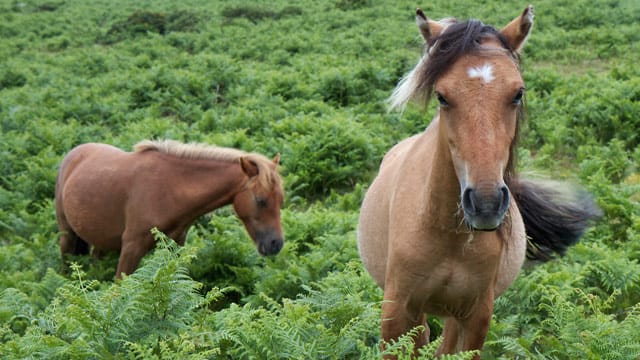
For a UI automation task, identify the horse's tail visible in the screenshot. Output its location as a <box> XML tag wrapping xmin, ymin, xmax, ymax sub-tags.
<box><xmin>509</xmin><ymin>178</ymin><xmax>602</xmax><ymax>261</ymax></box>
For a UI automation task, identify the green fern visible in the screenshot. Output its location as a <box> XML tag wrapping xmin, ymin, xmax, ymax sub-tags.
<box><xmin>381</xmin><ymin>328</ymin><xmax>478</xmax><ymax>360</ymax></box>
<box><xmin>0</xmin><ymin>229</ymin><xmax>215</xmax><ymax>359</ymax></box>
<box><xmin>537</xmin><ymin>288</ymin><xmax>640</xmax><ymax>359</ymax></box>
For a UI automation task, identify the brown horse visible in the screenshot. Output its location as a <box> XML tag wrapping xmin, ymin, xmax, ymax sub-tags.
<box><xmin>358</xmin><ymin>5</ymin><xmax>600</xmax><ymax>359</ymax></box>
<box><xmin>55</xmin><ymin>139</ymin><xmax>284</xmax><ymax>278</ymax></box>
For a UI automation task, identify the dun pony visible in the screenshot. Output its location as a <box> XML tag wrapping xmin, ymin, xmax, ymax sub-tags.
<box><xmin>56</xmin><ymin>140</ymin><xmax>284</xmax><ymax>278</ymax></box>
<box><xmin>357</xmin><ymin>5</ymin><xmax>600</xmax><ymax>359</ymax></box>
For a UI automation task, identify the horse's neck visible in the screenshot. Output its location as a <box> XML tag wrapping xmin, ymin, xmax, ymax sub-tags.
<box><xmin>169</xmin><ymin>157</ymin><xmax>245</xmax><ymax>214</ymax></box>
<box><xmin>421</xmin><ymin>117</ymin><xmax>465</xmax><ymax>231</ymax></box>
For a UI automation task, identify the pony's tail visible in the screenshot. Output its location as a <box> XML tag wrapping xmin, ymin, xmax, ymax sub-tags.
<box><xmin>509</xmin><ymin>178</ymin><xmax>602</xmax><ymax>261</ymax></box>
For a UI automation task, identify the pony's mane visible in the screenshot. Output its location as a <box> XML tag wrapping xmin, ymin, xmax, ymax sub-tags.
<box><xmin>134</xmin><ymin>139</ymin><xmax>282</xmax><ymax>190</ymax></box>
<box><xmin>389</xmin><ymin>19</ymin><xmax>519</xmax><ymax>110</ymax></box>
<box><xmin>135</xmin><ymin>139</ymin><xmax>248</xmax><ymax>162</ymax></box>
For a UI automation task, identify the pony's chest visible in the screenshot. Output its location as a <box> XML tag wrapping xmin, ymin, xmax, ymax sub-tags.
<box><xmin>419</xmin><ymin>261</ymin><xmax>496</xmax><ymax>317</ymax></box>
<box><xmin>409</xmin><ymin>236</ymin><xmax>502</xmax><ymax>312</ymax></box>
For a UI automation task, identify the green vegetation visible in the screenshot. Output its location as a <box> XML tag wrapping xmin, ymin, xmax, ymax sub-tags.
<box><xmin>1</xmin><ymin>0</ymin><xmax>639</xmax><ymax>358</ymax></box>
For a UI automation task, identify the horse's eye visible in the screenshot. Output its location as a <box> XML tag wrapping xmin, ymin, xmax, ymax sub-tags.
<box><xmin>256</xmin><ymin>197</ymin><xmax>267</xmax><ymax>208</ymax></box>
<box><xmin>436</xmin><ymin>92</ymin><xmax>449</xmax><ymax>107</ymax></box>
<box><xmin>512</xmin><ymin>88</ymin><xmax>525</xmax><ymax>105</ymax></box>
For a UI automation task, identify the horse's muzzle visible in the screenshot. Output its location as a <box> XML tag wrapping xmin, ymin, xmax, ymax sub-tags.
<box><xmin>257</xmin><ymin>231</ymin><xmax>284</xmax><ymax>256</ymax></box>
<box><xmin>461</xmin><ymin>184</ymin><xmax>510</xmax><ymax>231</ymax></box>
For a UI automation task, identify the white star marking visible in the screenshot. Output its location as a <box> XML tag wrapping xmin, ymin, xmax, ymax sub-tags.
<box><xmin>467</xmin><ymin>64</ymin><xmax>495</xmax><ymax>84</ymax></box>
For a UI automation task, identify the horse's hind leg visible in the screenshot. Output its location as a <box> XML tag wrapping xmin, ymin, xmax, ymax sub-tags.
<box><xmin>57</xmin><ymin>206</ymin><xmax>90</xmax><ymax>274</ymax></box>
<box><xmin>59</xmin><ymin>229</ymin><xmax>90</xmax><ymax>273</ymax></box>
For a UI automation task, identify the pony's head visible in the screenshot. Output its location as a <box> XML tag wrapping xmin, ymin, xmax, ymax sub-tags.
<box><xmin>233</xmin><ymin>153</ymin><xmax>285</xmax><ymax>255</ymax></box>
<box><xmin>391</xmin><ymin>6</ymin><xmax>534</xmax><ymax>231</ymax></box>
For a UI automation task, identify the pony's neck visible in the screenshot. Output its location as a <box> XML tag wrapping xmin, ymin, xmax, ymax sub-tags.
<box><xmin>423</xmin><ymin>115</ymin><xmax>466</xmax><ymax>232</ymax></box>
<box><xmin>169</xmin><ymin>156</ymin><xmax>246</xmax><ymax>217</ymax></box>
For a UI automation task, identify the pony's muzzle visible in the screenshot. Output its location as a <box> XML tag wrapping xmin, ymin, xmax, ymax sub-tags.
<box><xmin>461</xmin><ymin>184</ymin><xmax>510</xmax><ymax>231</ymax></box>
<box><xmin>257</xmin><ymin>231</ymin><xmax>284</xmax><ymax>256</ymax></box>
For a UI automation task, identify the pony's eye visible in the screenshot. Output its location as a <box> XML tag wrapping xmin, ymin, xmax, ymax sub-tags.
<box><xmin>512</xmin><ymin>88</ymin><xmax>525</xmax><ymax>105</ymax></box>
<box><xmin>256</xmin><ymin>197</ymin><xmax>268</xmax><ymax>208</ymax></box>
<box><xmin>436</xmin><ymin>92</ymin><xmax>449</xmax><ymax>107</ymax></box>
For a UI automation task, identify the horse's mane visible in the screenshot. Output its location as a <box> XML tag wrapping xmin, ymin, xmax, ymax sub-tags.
<box><xmin>389</xmin><ymin>19</ymin><xmax>519</xmax><ymax>110</ymax></box>
<box><xmin>134</xmin><ymin>139</ymin><xmax>282</xmax><ymax>190</ymax></box>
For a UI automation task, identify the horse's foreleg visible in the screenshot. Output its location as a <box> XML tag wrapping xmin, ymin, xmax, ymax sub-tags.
<box><xmin>438</xmin><ymin>317</ymin><xmax>461</xmax><ymax>356</ymax></box>
<box><xmin>437</xmin><ymin>292</ymin><xmax>493</xmax><ymax>360</ymax></box>
<box><xmin>460</xmin><ymin>300</ymin><xmax>493</xmax><ymax>360</ymax></box>
<box><xmin>381</xmin><ymin>292</ymin><xmax>428</xmax><ymax>359</ymax></box>
<box><xmin>116</xmin><ymin>231</ymin><xmax>154</xmax><ymax>279</ymax></box>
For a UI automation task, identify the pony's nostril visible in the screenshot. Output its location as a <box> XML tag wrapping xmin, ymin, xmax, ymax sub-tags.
<box><xmin>463</xmin><ymin>185</ymin><xmax>509</xmax><ymax>214</ymax></box>
<box><xmin>270</xmin><ymin>239</ymin><xmax>283</xmax><ymax>254</ymax></box>
<box><xmin>499</xmin><ymin>185</ymin><xmax>510</xmax><ymax>212</ymax></box>
<box><xmin>259</xmin><ymin>238</ymin><xmax>283</xmax><ymax>256</ymax></box>
<box><xmin>462</xmin><ymin>187</ymin><xmax>475</xmax><ymax>214</ymax></box>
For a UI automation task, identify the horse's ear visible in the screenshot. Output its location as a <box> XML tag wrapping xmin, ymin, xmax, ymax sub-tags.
<box><xmin>240</xmin><ymin>157</ymin><xmax>259</xmax><ymax>178</ymax></box>
<box><xmin>500</xmin><ymin>5</ymin><xmax>534</xmax><ymax>53</ymax></box>
<box><xmin>416</xmin><ymin>8</ymin><xmax>444</xmax><ymax>43</ymax></box>
<box><xmin>272</xmin><ymin>153</ymin><xmax>280</xmax><ymax>165</ymax></box>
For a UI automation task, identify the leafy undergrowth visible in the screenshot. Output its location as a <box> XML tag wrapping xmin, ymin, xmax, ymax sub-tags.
<box><xmin>1</xmin><ymin>0</ymin><xmax>639</xmax><ymax>358</ymax></box>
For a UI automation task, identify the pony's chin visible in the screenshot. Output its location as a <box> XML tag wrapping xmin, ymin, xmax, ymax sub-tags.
<box><xmin>465</xmin><ymin>214</ymin><xmax>504</xmax><ymax>232</ymax></box>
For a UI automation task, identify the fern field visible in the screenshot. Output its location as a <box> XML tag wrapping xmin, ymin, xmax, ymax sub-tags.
<box><xmin>1</xmin><ymin>0</ymin><xmax>639</xmax><ymax>358</ymax></box>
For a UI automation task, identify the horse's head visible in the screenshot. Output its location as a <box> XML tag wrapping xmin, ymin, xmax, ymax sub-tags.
<box><xmin>407</xmin><ymin>6</ymin><xmax>534</xmax><ymax>230</ymax></box>
<box><xmin>233</xmin><ymin>154</ymin><xmax>284</xmax><ymax>255</ymax></box>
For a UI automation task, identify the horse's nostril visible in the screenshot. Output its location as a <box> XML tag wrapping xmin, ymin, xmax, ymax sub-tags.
<box><xmin>270</xmin><ymin>239</ymin><xmax>283</xmax><ymax>254</ymax></box>
<box><xmin>259</xmin><ymin>238</ymin><xmax>283</xmax><ymax>256</ymax></box>
<box><xmin>462</xmin><ymin>187</ymin><xmax>475</xmax><ymax>213</ymax></box>
<box><xmin>499</xmin><ymin>185</ymin><xmax>510</xmax><ymax>212</ymax></box>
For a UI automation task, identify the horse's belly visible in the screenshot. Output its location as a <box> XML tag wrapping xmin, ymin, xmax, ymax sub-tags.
<box><xmin>357</xmin><ymin>180</ymin><xmax>390</xmax><ymax>288</ymax></box>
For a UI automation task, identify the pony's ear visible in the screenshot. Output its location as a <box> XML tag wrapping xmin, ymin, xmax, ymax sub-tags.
<box><xmin>272</xmin><ymin>153</ymin><xmax>280</xmax><ymax>165</ymax></box>
<box><xmin>240</xmin><ymin>157</ymin><xmax>259</xmax><ymax>178</ymax></box>
<box><xmin>500</xmin><ymin>5</ymin><xmax>534</xmax><ymax>53</ymax></box>
<box><xmin>416</xmin><ymin>8</ymin><xmax>445</xmax><ymax>43</ymax></box>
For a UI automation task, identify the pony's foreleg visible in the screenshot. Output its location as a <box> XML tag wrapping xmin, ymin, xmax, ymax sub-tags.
<box><xmin>380</xmin><ymin>292</ymin><xmax>429</xmax><ymax>359</ymax></box>
<box><xmin>436</xmin><ymin>291</ymin><xmax>493</xmax><ymax>360</ymax></box>
<box><xmin>438</xmin><ymin>317</ymin><xmax>460</xmax><ymax>355</ymax></box>
<box><xmin>116</xmin><ymin>230</ymin><xmax>154</xmax><ymax>279</ymax></box>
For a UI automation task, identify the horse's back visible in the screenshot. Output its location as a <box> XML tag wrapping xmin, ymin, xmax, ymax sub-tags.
<box><xmin>357</xmin><ymin>133</ymin><xmax>423</xmax><ymax>288</ymax></box>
